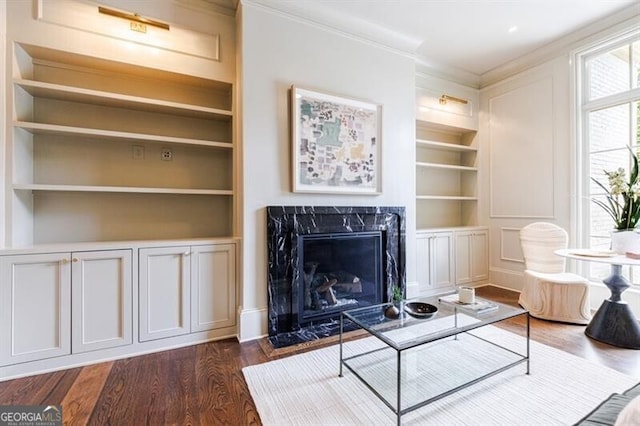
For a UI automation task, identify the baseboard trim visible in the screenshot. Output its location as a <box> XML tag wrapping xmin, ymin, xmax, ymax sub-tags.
<box><xmin>489</xmin><ymin>267</ymin><xmax>524</xmax><ymax>292</ymax></box>
<box><xmin>0</xmin><ymin>327</ymin><xmax>236</xmax><ymax>382</ymax></box>
<box><xmin>238</xmin><ymin>306</ymin><xmax>268</xmax><ymax>342</ymax></box>
<box><xmin>476</xmin><ymin>282</ymin><xmax>522</xmax><ymax>293</ymax></box>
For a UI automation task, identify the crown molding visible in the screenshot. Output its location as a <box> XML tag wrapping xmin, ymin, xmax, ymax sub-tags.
<box><xmin>175</xmin><ymin>0</ymin><xmax>238</xmax><ymax>17</ymax></box>
<box><xmin>415</xmin><ymin>57</ymin><xmax>481</xmax><ymax>89</ymax></box>
<box><xmin>240</xmin><ymin>0</ymin><xmax>639</xmax><ymax>89</ymax></box>
<box><xmin>480</xmin><ymin>3</ymin><xmax>640</xmax><ymax>88</ymax></box>
<box><xmin>240</xmin><ymin>0</ymin><xmax>421</xmax><ymax>58</ymax></box>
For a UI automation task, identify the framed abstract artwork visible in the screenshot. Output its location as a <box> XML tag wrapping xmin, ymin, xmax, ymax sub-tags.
<box><xmin>291</xmin><ymin>86</ymin><xmax>382</xmax><ymax>194</ymax></box>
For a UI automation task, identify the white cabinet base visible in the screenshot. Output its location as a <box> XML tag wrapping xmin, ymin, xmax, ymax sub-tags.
<box><xmin>416</xmin><ymin>227</ymin><xmax>489</xmax><ymax>296</ymax></box>
<box><xmin>416</xmin><ymin>231</ymin><xmax>455</xmax><ymax>295</ymax></box>
<box><xmin>139</xmin><ymin>243</ymin><xmax>238</xmax><ymax>342</ymax></box>
<box><xmin>139</xmin><ymin>246</ymin><xmax>191</xmax><ymax>342</ymax></box>
<box><xmin>0</xmin><ymin>238</ymin><xmax>238</xmax><ymax>382</ymax></box>
<box><xmin>191</xmin><ymin>244</ymin><xmax>236</xmax><ymax>332</ymax></box>
<box><xmin>455</xmin><ymin>229</ymin><xmax>489</xmax><ymax>285</ymax></box>
<box><xmin>72</xmin><ymin>250</ymin><xmax>133</xmax><ymax>353</ymax></box>
<box><xmin>0</xmin><ymin>253</ymin><xmax>71</xmax><ymax>365</ymax></box>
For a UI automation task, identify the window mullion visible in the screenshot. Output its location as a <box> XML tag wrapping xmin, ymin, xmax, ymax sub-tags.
<box><xmin>583</xmin><ymin>87</ymin><xmax>640</xmax><ymax>112</ymax></box>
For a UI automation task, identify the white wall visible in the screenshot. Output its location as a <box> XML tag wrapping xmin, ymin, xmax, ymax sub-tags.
<box><xmin>480</xmin><ymin>56</ymin><xmax>573</xmax><ymax>291</ymax></box>
<box><xmin>480</xmin><ymin>50</ymin><xmax>640</xmax><ymax>318</ymax></box>
<box><xmin>237</xmin><ymin>3</ymin><xmax>417</xmax><ymax>341</ymax></box>
<box><xmin>0</xmin><ymin>1</ymin><xmax>6</xmax><ymax>248</ymax></box>
<box><xmin>479</xmin><ymin>10</ymin><xmax>639</xmax><ymax>303</ymax></box>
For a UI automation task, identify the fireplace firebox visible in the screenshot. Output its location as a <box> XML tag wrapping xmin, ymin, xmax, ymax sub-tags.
<box><xmin>298</xmin><ymin>231</ymin><xmax>383</xmax><ymax>324</ymax></box>
<box><xmin>267</xmin><ymin>206</ymin><xmax>405</xmax><ymax>348</ymax></box>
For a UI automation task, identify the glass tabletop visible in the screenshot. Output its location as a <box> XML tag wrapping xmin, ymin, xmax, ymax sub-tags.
<box><xmin>342</xmin><ymin>294</ymin><xmax>527</xmax><ymax>351</ymax></box>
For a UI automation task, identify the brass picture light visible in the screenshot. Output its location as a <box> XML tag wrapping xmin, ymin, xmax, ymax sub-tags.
<box><xmin>98</xmin><ymin>6</ymin><xmax>170</xmax><ymax>31</ymax></box>
<box><xmin>439</xmin><ymin>94</ymin><xmax>468</xmax><ymax>105</ymax></box>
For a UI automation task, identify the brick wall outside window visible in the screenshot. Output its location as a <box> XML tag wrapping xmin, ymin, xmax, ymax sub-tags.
<box><xmin>583</xmin><ymin>38</ymin><xmax>640</xmax><ymax>283</ymax></box>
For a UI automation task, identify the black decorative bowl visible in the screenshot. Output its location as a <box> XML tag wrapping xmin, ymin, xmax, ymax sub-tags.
<box><xmin>404</xmin><ymin>302</ymin><xmax>438</xmax><ymax>319</ymax></box>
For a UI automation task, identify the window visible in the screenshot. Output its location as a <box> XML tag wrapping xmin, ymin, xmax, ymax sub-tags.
<box><xmin>577</xmin><ymin>33</ymin><xmax>640</xmax><ymax>284</ymax></box>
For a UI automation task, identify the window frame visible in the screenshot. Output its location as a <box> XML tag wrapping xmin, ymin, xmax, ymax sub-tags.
<box><xmin>574</xmin><ymin>29</ymin><xmax>640</xmax><ymax>285</ymax></box>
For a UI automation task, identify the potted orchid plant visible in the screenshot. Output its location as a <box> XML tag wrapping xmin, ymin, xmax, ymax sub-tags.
<box><xmin>592</xmin><ymin>146</ymin><xmax>640</xmax><ymax>253</ymax></box>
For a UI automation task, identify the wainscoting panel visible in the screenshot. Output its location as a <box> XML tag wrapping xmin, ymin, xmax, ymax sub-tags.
<box><xmin>500</xmin><ymin>227</ymin><xmax>524</xmax><ymax>263</ymax></box>
<box><xmin>489</xmin><ymin>77</ymin><xmax>554</xmax><ymax>218</ymax></box>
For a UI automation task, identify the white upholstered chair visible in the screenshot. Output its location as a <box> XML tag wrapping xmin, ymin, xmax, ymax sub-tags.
<box><xmin>519</xmin><ymin>222</ymin><xmax>591</xmax><ymax>324</ymax></box>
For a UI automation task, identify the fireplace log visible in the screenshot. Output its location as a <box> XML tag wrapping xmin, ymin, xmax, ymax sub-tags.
<box><xmin>335</xmin><ymin>281</ymin><xmax>362</xmax><ymax>293</ymax></box>
<box><xmin>315</xmin><ymin>277</ymin><xmax>337</xmax><ymax>293</ymax></box>
<box><xmin>325</xmin><ymin>287</ymin><xmax>338</xmax><ymax>305</ymax></box>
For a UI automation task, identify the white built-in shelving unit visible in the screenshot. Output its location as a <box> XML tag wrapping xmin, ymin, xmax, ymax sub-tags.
<box><xmin>414</xmin><ymin>118</ymin><xmax>487</xmax><ymax>295</ymax></box>
<box><xmin>7</xmin><ymin>43</ymin><xmax>235</xmax><ymax>246</ymax></box>
<box><xmin>416</xmin><ymin>121</ymin><xmax>479</xmax><ymax>229</ymax></box>
<box><xmin>0</xmin><ymin>0</ymin><xmax>240</xmax><ymax>382</ymax></box>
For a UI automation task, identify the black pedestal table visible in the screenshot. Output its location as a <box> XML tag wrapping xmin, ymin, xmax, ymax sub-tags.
<box><xmin>556</xmin><ymin>249</ymin><xmax>640</xmax><ymax>350</ymax></box>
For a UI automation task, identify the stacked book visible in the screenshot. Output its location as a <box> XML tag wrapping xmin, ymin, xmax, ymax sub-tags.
<box><xmin>438</xmin><ymin>293</ymin><xmax>498</xmax><ymax>314</ymax></box>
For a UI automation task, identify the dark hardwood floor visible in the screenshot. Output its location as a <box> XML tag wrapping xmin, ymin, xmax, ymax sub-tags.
<box><xmin>0</xmin><ymin>286</ymin><xmax>638</xmax><ymax>425</ymax></box>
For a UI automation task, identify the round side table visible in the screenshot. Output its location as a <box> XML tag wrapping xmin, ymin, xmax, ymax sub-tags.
<box><xmin>555</xmin><ymin>249</ymin><xmax>640</xmax><ymax>350</ymax></box>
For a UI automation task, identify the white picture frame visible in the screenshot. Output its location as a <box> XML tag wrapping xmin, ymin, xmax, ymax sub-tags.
<box><xmin>291</xmin><ymin>86</ymin><xmax>382</xmax><ymax>194</ymax></box>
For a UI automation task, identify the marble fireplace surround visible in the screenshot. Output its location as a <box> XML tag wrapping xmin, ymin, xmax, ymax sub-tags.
<box><xmin>266</xmin><ymin>206</ymin><xmax>406</xmax><ymax>348</ymax></box>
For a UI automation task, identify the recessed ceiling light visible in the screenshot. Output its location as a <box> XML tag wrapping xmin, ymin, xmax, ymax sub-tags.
<box><xmin>508</xmin><ymin>26</ymin><xmax>518</xmax><ymax>33</ymax></box>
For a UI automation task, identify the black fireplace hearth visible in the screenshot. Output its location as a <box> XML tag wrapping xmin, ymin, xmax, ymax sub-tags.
<box><xmin>267</xmin><ymin>206</ymin><xmax>405</xmax><ymax>348</ymax></box>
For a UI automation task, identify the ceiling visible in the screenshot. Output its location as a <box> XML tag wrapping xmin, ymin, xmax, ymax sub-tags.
<box><xmin>244</xmin><ymin>0</ymin><xmax>639</xmax><ymax>85</ymax></box>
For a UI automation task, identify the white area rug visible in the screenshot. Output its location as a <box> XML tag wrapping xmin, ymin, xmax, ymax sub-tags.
<box><xmin>243</xmin><ymin>326</ymin><xmax>638</xmax><ymax>425</ymax></box>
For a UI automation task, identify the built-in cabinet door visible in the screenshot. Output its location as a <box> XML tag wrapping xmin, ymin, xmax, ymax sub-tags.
<box><xmin>190</xmin><ymin>244</ymin><xmax>236</xmax><ymax>332</ymax></box>
<box><xmin>455</xmin><ymin>232</ymin><xmax>473</xmax><ymax>285</ymax></box>
<box><xmin>416</xmin><ymin>232</ymin><xmax>454</xmax><ymax>294</ymax></box>
<box><xmin>416</xmin><ymin>235</ymin><xmax>431</xmax><ymax>291</ymax></box>
<box><xmin>139</xmin><ymin>246</ymin><xmax>191</xmax><ymax>342</ymax></box>
<box><xmin>432</xmin><ymin>233</ymin><xmax>455</xmax><ymax>289</ymax></box>
<box><xmin>71</xmin><ymin>249</ymin><xmax>133</xmax><ymax>353</ymax></box>
<box><xmin>470</xmin><ymin>230</ymin><xmax>489</xmax><ymax>282</ymax></box>
<box><xmin>0</xmin><ymin>253</ymin><xmax>71</xmax><ymax>365</ymax></box>
<box><xmin>455</xmin><ymin>230</ymin><xmax>489</xmax><ymax>285</ymax></box>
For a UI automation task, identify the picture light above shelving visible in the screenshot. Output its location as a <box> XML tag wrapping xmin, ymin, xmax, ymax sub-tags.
<box><xmin>98</xmin><ymin>6</ymin><xmax>170</xmax><ymax>31</ymax></box>
<box><xmin>439</xmin><ymin>94</ymin><xmax>469</xmax><ymax>105</ymax></box>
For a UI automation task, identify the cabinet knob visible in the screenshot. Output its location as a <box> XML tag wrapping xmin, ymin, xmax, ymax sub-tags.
<box><xmin>183</xmin><ymin>251</ymin><xmax>191</xmax><ymax>256</ymax></box>
<box><xmin>61</xmin><ymin>258</ymin><xmax>69</xmax><ymax>264</ymax></box>
<box><xmin>72</xmin><ymin>258</ymin><xmax>79</xmax><ymax>262</ymax></box>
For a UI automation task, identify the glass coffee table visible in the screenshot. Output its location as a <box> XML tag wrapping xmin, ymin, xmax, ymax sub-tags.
<box><xmin>339</xmin><ymin>295</ymin><xmax>529</xmax><ymax>425</ymax></box>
